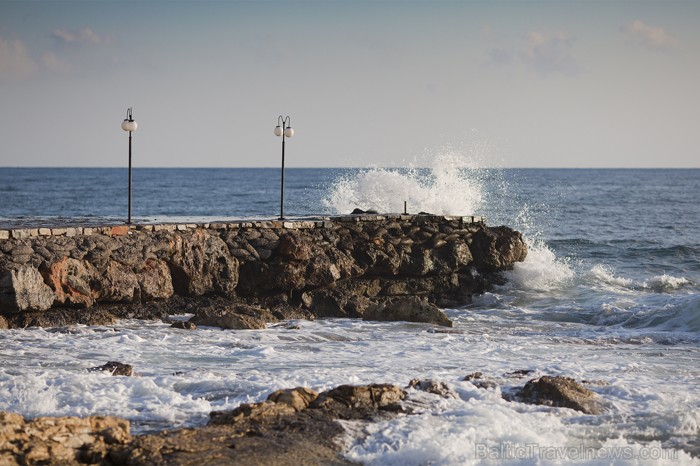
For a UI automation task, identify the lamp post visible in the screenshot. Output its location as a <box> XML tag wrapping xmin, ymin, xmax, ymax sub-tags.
<box><xmin>121</xmin><ymin>108</ymin><xmax>138</xmax><ymax>224</ymax></box>
<box><xmin>274</xmin><ymin>115</ymin><xmax>294</xmax><ymax>220</ymax></box>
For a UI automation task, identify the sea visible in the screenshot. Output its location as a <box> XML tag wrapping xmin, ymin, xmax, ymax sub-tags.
<box><xmin>1</xmin><ymin>157</ymin><xmax>698</xmax><ymax>465</ymax></box>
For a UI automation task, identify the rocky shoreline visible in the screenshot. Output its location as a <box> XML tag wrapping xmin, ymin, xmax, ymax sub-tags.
<box><xmin>1</xmin><ymin>215</ymin><xmax>527</xmax><ymax>329</ymax></box>
<box><xmin>0</xmin><ymin>374</ymin><xmax>603</xmax><ymax>465</ymax></box>
<box><xmin>0</xmin><ymin>215</ymin><xmax>534</xmax><ymax>464</ymax></box>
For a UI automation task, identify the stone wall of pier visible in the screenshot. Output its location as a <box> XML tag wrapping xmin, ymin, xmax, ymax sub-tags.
<box><xmin>0</xmin><ymin>215</ymin><xmax>526</xmax><ymax>326</ymax></box>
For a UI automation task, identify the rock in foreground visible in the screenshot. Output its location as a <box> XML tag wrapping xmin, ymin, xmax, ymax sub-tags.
<box><xmin>0</xmin><ymin>412</ymin><xmax>130</xmax><ymax>466</ymax></box>
<box><xmin>516</xmin><ymin>375</ymin><xmax>604</xmax><ymax>414</ymax></box>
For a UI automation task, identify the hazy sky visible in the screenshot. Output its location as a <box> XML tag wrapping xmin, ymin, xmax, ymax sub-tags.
<box><xmin>1</xmin><ymin>0</ymin><xmax>698</xmax><ymax>168</ymax></box>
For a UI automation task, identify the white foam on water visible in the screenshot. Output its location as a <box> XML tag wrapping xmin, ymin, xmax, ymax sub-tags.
<box><xmin>1</xmin><ymin>316</ymin><xmax>697</xmax><ymax>460</ymax></box>
<box><xmin>586</xmin><ymin>264</ymin><xmax>635</xmax><ymax>290</ymax></box>
<box><xmin>643</xmin><ymin>274</ymin><xmax>691</xmax><ymax>292</ymax></box>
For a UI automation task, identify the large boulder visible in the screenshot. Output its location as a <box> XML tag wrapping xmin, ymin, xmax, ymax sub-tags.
<box><xmin>168</xmin><ymin>230</ymin><xmax>239</xmax><ymax>297</ymax></box>
<box><xmin>137</xmin><ymin>259</ymin><xmax>174</xmax><ymax>301</ymax></box>
<box><xmin>189</xmin><ymin>303</ymin><xmax>274</xmax><ymax>330</ymax></box>
<box><xmin>42</xmin><ymin>257</ymin><xmax>95</xmax><ymax>307</ymax></box>
<box><xmin>516</xmin><ymin>376</ymin><xmax>604</xmax><ymax>414</ymax></box>
<box><xmin>0</xmin><ymin>266</ymin><xmax>55</xmax><ymax>312</ymax></box>
<box><xmin>98</xmin><ymin>261</ymin><xmax>140</xmax><ymax>303</ymax></box>
<box><xmin>309</xmin><ymin>383</ymin><xmax>406</xmax><ymax>419</ymax></box>
<box><xmin>363</xmin><ymin>296</ymin><xmax>453</xmax><ymax>327</ymax></box>
<box><xmin>470</xmin><ymin>226</ymin><xmax>527</xmax><ymax>272</ymax></box>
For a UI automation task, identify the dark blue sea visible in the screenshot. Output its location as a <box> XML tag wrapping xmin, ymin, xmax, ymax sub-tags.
<box><xmin>1</xmin><ymin>164</ymin><xmax>699</xmax><ymax>463</ymax></box>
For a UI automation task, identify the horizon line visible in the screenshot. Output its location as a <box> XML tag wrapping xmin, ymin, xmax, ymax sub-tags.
<box><xmin>1</xmin><ymin>166</ymin><xmax>698</xmax><ymax>170</ymax></box>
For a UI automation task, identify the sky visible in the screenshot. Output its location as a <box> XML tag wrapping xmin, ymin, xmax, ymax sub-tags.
<box><xmin>0</xmin><ymin>0</ymin><xmax>698</xmax><ymax>168</ymax></box>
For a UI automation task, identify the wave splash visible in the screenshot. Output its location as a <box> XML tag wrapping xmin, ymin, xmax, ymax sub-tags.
<box><xmin>322</xmin><ymin>152</ymin><xmax>484</xmax><ymax>216</ymax></box>
<box><xmin>504</xmin><ymin>238</ymin><xmax>575</xmax><ymax>291</ymax></box>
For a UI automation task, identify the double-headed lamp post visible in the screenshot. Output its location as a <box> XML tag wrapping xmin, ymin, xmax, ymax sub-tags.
<box><xmin>274</xmin><ymin>115</ymin><xmax>294</xmax><ymax>220</ymax></box>
<box><xmin>121</xmin><ymin>108</ymin><xmax>138</xmax><ymax>224</ymax></box>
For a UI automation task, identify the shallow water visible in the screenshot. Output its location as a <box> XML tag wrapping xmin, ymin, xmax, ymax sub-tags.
<box><xmin>1</xmin><ymin>162</ymin><xmax>698</xmax><ymax>464</ymax></box>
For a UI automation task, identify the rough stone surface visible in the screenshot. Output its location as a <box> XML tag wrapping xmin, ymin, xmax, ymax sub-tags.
<box><xmin>0</xmin><ymin>266</ymin><xmax>54</xmax><ymax>312</ymax></box>
<box><xmin>0</xmin><ymin>218</ymin><xmax>527</xmax><ymax>327</ymax></box>
<box><xmin>189</xmin><ymin>303</ymin><xmax>274</xmax><ymax>330</ymax></box>
<box><xmin>515</xmin><ymin>376</ymin><xmax>604</xmax><ymax>414</ymax></box>
<box><xmin>88</xmin><ymin>361</ymin><xmax>134</xmax><ymax>377</ymax></box>
<box><xmin>363</xmin><ymin>296</ymin><xmax>453</xmax><ymax>327</ymax></box>
<box><xmin>407</xmin><ymin>378</ymin><xmax>459</xmax><ymax>399</ymax></box>
<box><xmin>118</xmin><ymin>383</ymin><xmax>404</xmax><ymax>466</ymax></box>
<box><xmin>0</xmin><ymin>412</ymin><xmax>130</xmax><ymax>466</ymax></box>
<box><xmin>137</xmin><ymin>259</ymin><xmax>174</xmax><ymax>301</ymax></box>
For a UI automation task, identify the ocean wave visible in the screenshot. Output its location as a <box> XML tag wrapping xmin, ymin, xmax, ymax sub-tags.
<box><xmin>503</xmin><ymin>238</ymin><xmax>575</xmax><ymax>291</ymax></box>
<box><xmin>585</xmin><ymin>265</ymin><xmax>693</xmax><ymax>294</ymax></box>
<box><xmin>585</xmin><ymin>295</ymin><xmax>700</xmax><ymax>333</ymax></box>
<box><xmin>585</xmin><ymin>264</ymin><xmax>634</xmax><ymax>289</ymax></box>
<box><xmin>620</xmin><ymin>296</ymin><xmax>700</xmax><ymax>332</ymax></box>
<box><xmin>642</xmin><ymin>274</ymin><xmax>692</xmax><ymax>293</ymax></box>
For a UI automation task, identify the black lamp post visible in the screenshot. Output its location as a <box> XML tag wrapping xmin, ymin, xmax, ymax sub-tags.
<box><xmin>274</xmin><ymin>115</ymin><xmax>294</xmax><ymax>220</ymax></box>
<box><xmin>121</xmin><ymin>108</ymin><xmax>138</xmax><ymax>224</ymax></box>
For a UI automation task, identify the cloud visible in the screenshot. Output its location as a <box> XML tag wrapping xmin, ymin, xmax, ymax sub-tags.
<box><xmin>0</xmin><ymin>36</ymin><xmax>36</xmax><ymax>80</ymax></box>
<box><xmin>621</xmin><ymin>20</ymin><xmax>678</xmax><ymax>50</ymax></box>
<box><xmin>41</xmin><ymin>52</ymin><xmax>74</xmax><ymax>73</ymax></box>
<box><xmin>486</xmin><ymin>47</ymin><xmax>513</xmax><ymax>66</ymax></box>
<box><xmin>519</xmin><ymin>30</ymin><xmax>581</xmax><ymax>77</ymax></box>
<box><xmin>484</xmin><ymin>30</ymin><xmax>581</xmax><ymax>77</ymax></box>
<box><xmin>52</xmin><ymin>27</ymin><xmax>107</xmax><ymax>45</ymax></box>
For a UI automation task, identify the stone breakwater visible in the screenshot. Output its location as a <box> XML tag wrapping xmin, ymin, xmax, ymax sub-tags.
<box><xmin>0</xmin><ymin>215</ymin><xmax>527</xmax><ymax>328</ymax></box>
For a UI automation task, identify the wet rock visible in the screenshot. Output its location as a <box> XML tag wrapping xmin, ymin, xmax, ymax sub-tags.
<box><xmin>516</xmin><ymin>376</ymin><xmax>604</xmax><ymax>414</ymax></box>
<box><xmin>88</xmin><ymin>361</ymin><xmax>133</xmax><ymax>376</ymax></box>
<box><xmin>309</xmin><ymin>383</ymin><xmax>406</xmax><ymax>419</ymax></box>
<box><xmin>363</xmin><ymin>296</ymin><xmax>453</xmax><ymax>327</ymax></box>
<box><xmin>189</xmin><ymin>304</ymin><xmax>271</xmax><ymax>329</ymax></box>
<box><xmin>0</xmin><ymin>412</ymin><xmax>130</xmax><ymax>466</ymax></box>
<box><xmin>175</xmin><ymin>384</ymin><xmax>403</xmax><ymax>465</ymax></box>
<box><xmin>351</xmin><ymin>208</ymin><xmax>378</xmax><ymax>214</ymax></box>
<box><xmin>3</xmin><ymin>308</ymin><xmax>117</xmax><ymax>329</ymax></box>
<box><xmin>306</xmin><ymin>287</ymin><xmax>372</xmax><ymax>318</ymax></box>
<box><xmin>0</xmin><ymin>218</ymin><xmax>527</xmax><ymax>328</ymax></box>
<box><xmin>463</xmin><ymin>372</ymin><xmax>498</xmax><ymax>389</ymax></box>
<box><xmin>506</xmin><ymin>369</ymin><xmax>535</xmax><ymax>378</ymax></box>
<box><xmin>267</xmin><ymin>387</ymin><xmax>319</xmax><ymax>411</ymax></box>
<box><xmin>407</xmin><ymin>378</ymin><xmax>458</xmax><ymax>399</ymax></box>
<box><xmin>470</xmin><ymin>226</ymin><xmax>528</xmax><ymax>272</ymax></box>
<box><xmin>170</xmin><ymin>320</ymin><xmax>196</xmax><ymax>330</ymax></box>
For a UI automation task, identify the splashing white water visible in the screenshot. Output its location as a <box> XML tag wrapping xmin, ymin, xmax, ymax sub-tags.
<box><xmin>643</xmin><ymin>274</ymin><xmax>690</xmax><ymax>293</ymax></box>
<box><xmin>505</xmin><ymin>238</ymin><xmax>575</xmax><ymax>291</ymax></box>
<box><xmin>586</xmin><ymin>264</ymin><xmax>635</xmax><ymax>289</ymax></box>
<box><xmin>322</xmin><ymin>152</ymin><xmax>483</xmax><ymax>215</ymax></box>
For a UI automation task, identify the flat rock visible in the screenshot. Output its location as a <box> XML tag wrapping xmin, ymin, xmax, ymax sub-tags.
<box><xmin>189</xmin><ymin>303</ymin><xmax>272</xmax><ymax>330</ymax></box>
<box><xmin>363</xmin><ymin>296</ymin><xmax>453</xmax><ymax>327</ymax></box>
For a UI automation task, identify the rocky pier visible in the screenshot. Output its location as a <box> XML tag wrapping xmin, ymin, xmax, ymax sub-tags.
<box><xmin>0</xmin><ymin>215</ymin><xmax>535</xmax><ymax>464</ymax></box>
<box><xmin>0</xmin><ymin>214</ymin><xmax>527</xmax><ymax>329</ymax></box>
